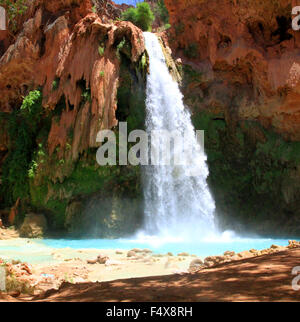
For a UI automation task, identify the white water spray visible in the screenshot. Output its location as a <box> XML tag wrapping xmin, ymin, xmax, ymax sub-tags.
<box><xmin>142</xmin><ymin>32</ymin><xmax>217</xmax><ymax>239</ymax></box>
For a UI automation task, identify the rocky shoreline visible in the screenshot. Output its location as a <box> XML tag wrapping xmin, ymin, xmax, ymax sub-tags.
<box><xmin>189</xmin><ymin>240</ymin><xmax>300</xmax><ymax>273</ymax></box>
<box><xmin>1</xmin><ymin>228</ymin><xmax>300</xmax><ymax>300</ymax></box>
<box><xmin>1</xmin><ymin>241</ymin><xmax>300</xmax><ymax>302</ymax></box>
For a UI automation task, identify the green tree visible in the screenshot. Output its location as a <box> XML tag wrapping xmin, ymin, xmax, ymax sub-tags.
<box><xmin>121</xmin><ymin>2</ymin><xmax>154</xmax><ymax>32</ymax></box>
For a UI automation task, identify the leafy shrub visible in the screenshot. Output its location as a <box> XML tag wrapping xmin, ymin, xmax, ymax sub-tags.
<box><xmin>81</xmin><ymin>88</ymin><xmax>91</xmax><ymax>103</ymax></box>
<box><xmin>77</xmin><ymin>79</ymin><xmax>92</xmax><ymax>103</ymax></box>
<box><xmin>0</xmin><ymin>90</ymin><xmax>43</xmax><ymax>206</ymax></box>
<box><xmin>116</xmin><ymin>37</ymin><xmax>132</xmax><ymax>60</ymax></box>
<box><xmin>121</xmin><ymin>2</ymin><xmax>154</xmax><ymax>31</ymax></box>
<box><xmin>121</xmin><ymin>7</ymin><xmax>137</xmax><ymax>25</ymax></box>
<box><xmin>20</xmin><ymin>90</ymin><xmax>43</xmax><ymax>130</ymax></box>
<box><xmin>98</xmin><ymin>44</ymin><xmax>105</xmax><ymax>56</ymax></box>
<box><xmin>52</xmin><ymin>78</ymin><xmax>60</xmax><ymax>91</ymax></box>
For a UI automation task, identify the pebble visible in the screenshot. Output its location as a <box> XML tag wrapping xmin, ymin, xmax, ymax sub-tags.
<box><xmin>127</xmin><ymin>251</ymin><xmax>136</xmax><ymax>257</ymax></box>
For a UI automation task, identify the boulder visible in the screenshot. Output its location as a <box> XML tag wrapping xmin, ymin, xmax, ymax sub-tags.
<box><xmin>127</xmin><ymin>250</ymin><xmax>136</xmax><ymax>257</ymax></box>
<box><xmin>230</xmin><ymin>255</ymin><xmax>241</xmax><ymax>261</ymax></box>
<box><xmin>87</xmin><ymin>254</ymin><xmax>109</xmax><ymax>265</ymax></box>
<box><xmin>260</xmin><ymin>249</ymin><xmax>270</xmax><ymax>255</ymax></box>
<box><xmin>249</xmin><ymin>249</ymin><xmax>258</xmax><ymax>254</ymax></box>
<box><xmin>270</xmin><ymin>244</ymin><xmax>280</xmax><ymax>249</ymax></box>
<box><xmin>205</xmin><ymin>255</ymin><xmax>223</xmax><ymax>264</ymax></box>
<box><xmin>97</xmin><ymin>255</ymin><xmax>109</xmax><ymax>264</ymax></box>
<box><xmin>19</xmin><ymin>213</ymin><xmax>47</xmax><ymax>238</ymax></box>
<box><xmin>288</xmin><ymin>240</ymin><xmax>300</xmax><ymax>249</ymax></box>
<box><xmin>237</xmin><ymin>251</ymin><xmax>253</xmax><ymax>259</ymax></box>
<box><xmin>189</xmin><ymin>258</ymin><xmax>204</xmax><ymax>272</ymax></box>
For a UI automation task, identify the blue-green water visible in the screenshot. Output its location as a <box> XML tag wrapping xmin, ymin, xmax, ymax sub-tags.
<box><xmin>40</xmin><ymin>234</ymin><xmax>295</xmax><ymax>258</ymax></box>
<box><xmin>1</xmin><ymin>232</ymin><xmax>297</xmax><ymax>264</ymax></box>
<box><xmin>0</xmin><ymin>240</ymin><xmax>57</xmax><ymax>263</ymax></box>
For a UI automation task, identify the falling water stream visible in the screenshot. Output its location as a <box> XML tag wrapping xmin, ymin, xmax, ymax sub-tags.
<box><xmin>142</xmin><ymin>32</ymin><xmax>216</xmax><ymax>238</ymax></box>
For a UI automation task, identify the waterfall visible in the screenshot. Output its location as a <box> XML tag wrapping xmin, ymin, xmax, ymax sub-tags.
<box><xmin>142</xmin><ymin>32</ymin><xmax>216</xmax><ymax>238</ymax></box>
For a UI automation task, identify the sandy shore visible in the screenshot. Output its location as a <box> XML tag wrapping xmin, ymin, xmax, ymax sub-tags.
<box><xmin>0</xmin><ymin>236</ymin><xmax>196</xmax><ymax>295</ymax></box>
<box><xmin>1</xmin><ymin>246</ymin><xmax>300</xmax><ymax>302</ymax></box>
<box><xmin>33</xmin><ymin>247</ymin><xmax>300</xmax><ymax>302</ymax></box>
<box><xmin>0</xmin><ymin>227</ymin><xmax>19</xmax><ymax>240</ymax></box>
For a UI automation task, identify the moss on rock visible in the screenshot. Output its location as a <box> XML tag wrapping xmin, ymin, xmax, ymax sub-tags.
<box><xmin>192</xmin><ymin>109</ymin><xmax>300</xmax><ymax>236</ymax></box>
<box><xmin>26</xmin><ymin>51</ymin><xmax>147</xmax><ymax>236</ymax></box>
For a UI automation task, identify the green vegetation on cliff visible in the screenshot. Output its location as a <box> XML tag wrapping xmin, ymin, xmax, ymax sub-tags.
<box><xmin>0</xmin><ymin>90</ymin><xmax>44</xmax><ymax>207</ymax></box>
<box><xmin>192</xmin><ymin>110</ymin><xmax>300</xmax><ymax>236</ymax></box>
<box><xmin>155</xmin><ymin>0</ymin><xmax>169</xmax><ymax>25</ymax></box>
<box><xmin>29</xmin><ymin>150</ymin><xmax>142</xmax><ymax>233</ymax></box>
<box><xmin>121</xmin><ymin>2</ymin><xmax>155</xmax><ymax>31</ymax></box>
<box><xmin>24</xmin><ymin>49</ymin><xmax>147</xmax><ymax>236</ymax></box>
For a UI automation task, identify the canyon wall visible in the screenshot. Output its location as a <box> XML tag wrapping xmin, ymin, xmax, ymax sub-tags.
<box><xmin>2</xmin><ymin>0</ymin><xmax>300</xmax><ymax>237</ymax></box>
<box><xmin>0</xmin><ymin>0</ymin><xmax>147</xmax><ymax>236</ymax></box>
<box><xmin>165</xmin><ymin>0</ymin><xmax>300</xmax><ymax>235</ymax></box>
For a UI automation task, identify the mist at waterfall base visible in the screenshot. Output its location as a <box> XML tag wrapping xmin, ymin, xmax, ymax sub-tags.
<box><xmin>41</xmin><ymin>33</ymin><xmax>298</xmax><ymax>258</ymax></box>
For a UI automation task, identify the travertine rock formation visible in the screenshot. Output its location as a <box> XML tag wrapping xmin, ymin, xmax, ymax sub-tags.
<box><xmin>0</xmin><ymin>0</ymin><xmax>146</xmax><ymax>236</ymax></box>
<box><xmin>165</xmin><ymin>0</ymin><xmax>300</xmax><ymax>140</ymax></box>
<box><xmin>164</xmin><ymin>0</ymin><xmax>300</xmax><ymax>235</ymax></box>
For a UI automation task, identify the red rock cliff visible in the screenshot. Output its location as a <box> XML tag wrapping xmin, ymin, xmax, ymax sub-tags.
<box><xmin>0</xmin><ymin>0</ymin><xmax>145</xmax><ymax>161</ymax></box>
<box><xmin>165</xmin><ymin>0</ymin><xmax>300</xmax><ymax>140</ymax></box>
<box><xmin>0</xmin><ymin>0</ymin><xmax>146</xmax><ymax>234</ymax></box>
